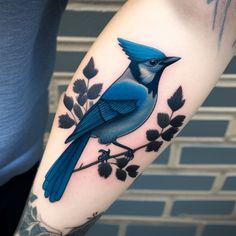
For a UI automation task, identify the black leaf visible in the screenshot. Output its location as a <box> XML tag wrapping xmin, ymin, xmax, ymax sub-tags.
<box><xmin>126</xmin><ymin>165</ymin><xmax>140</xmax><ymax>178</ymax></box>
<box><xmin>115</xmin><ymin>169</ymin><xmax>127</xmax><ymax>181</ymax></box>
<box><xmin>170</xmin><ymin>115</ymin><xmax>186</xmax><ymax>127</ymax></box>
<box><xmin>146</xmin><ymin>141</ymin><xmax>163</xmax><ymax>152</ymax></box>
<box><xmin>157</xmin><ymin>113</ymin><xmax>170</xmax><ymax>128</ymax></box>
<box><xmin>73</xmin><ymin>104</ymin><xmax>83</xmax><ymax>120</ymax></box>
<box><xmin>161</xmin><ymin>127</ymin><xmax>179</xmax><ymax>141</ymax></box>
<box><xmin>77</xmin><ymin>94</ymin><xmax>87</xmax><ymax>106</ymax></box>
<box><xmin>63</xmin><ymin>94</ymin><xmax>74</xmax><ymax>111</ymax></box>
<box><xmin>73</xmin><ymin>79</ymin><xmax>87</xmax><ymax>94</ymax></box>
<box><xmin>146</xmin><ymin>129</ymin><xmax>160</xmax><ymax>141</ymax></box>
<box><xmin>87</xmin><ymin>84</ymin><xmax>103</xmax><ymax>100</ymax></box>
<box><xmin>116</xmin><ymin>158</ymin><xmax>129</xmax><ymax>169</ymax></box>
<box><xmin>167</xmin><ymin>86</ymin><xmax>185</xmax><ymax>112</ymax></box>
<box><xmin>126</xmin><ymin>165</ymin><xmax>139</xmax><ymax>172</ymax></box>
<box><xmin>128</xmin><ymin>171</ymin><xmax>139</xmax><ymax>178</ymax></box>
<box><xmin>98</xmin><ymin>163</ymin><xmax>112</xmax><ymax>178</ymax></box>
<box><xmin>58</xmin><ymin>114</ymin><xmax>75</xmax><ymax>129</ymax></box>
<box><xmin>83</xmin><ymin>57</ymin><xmax>98</xmax><ymax>79</ymax></box>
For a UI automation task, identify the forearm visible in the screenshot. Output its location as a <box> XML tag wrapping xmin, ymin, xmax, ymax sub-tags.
<box><xmin>15</xmin><ymin>0</ymin><xmax>236</xmax><ymax>235</ymax></box>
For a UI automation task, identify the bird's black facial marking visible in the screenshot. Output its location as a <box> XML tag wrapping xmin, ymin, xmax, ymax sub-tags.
<box><xmin>145</xmin><ymin>69</ymin><xmax>163</xmax><ymax>98</ymax></box>
<box><xmin>129</xmin><ymin>61</ymin><xmax>141</xmax><ymax>80</ymax></box>
<box><xmin>129</xmin><ymin>61</ymin><xmax>161</xmax><ymax>97</ymax></box>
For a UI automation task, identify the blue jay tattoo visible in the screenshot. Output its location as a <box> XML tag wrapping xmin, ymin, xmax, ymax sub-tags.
<box><xmin>43</xmin><ymin>38</ymin><xmax>185</xmax><ymax>203</ymax></box>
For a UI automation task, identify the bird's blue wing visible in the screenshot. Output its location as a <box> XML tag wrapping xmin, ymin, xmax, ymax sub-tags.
<box><xmin>65</xmin><ymin>81</ymin><xmax>146</xmax><ymax>143</ymax></box>
<box><xmin>65</xmin><ymin>99</ymin><xmax>138</xmax><ymax>143</ymax></box>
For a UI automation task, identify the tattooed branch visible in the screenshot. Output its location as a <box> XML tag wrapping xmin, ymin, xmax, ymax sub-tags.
<box><xmin>72</xmin><ymin>86</ymin><xmax>186</xmax><ymax>182</ymax></box>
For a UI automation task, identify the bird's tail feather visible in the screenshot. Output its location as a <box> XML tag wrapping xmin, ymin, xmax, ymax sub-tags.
<box><xmin>43</xmin><ymin>133</ymin><xmax>90</xmax><ymax>202</ymax></box>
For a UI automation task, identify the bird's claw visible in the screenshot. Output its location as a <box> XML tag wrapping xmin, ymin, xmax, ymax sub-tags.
<box><xmin>98</xmin><ymin>149</ymin><xmax>111</xmax><ymax>162</ymax></box>
<box><xmin>124</xmin><ymin>149</ymin><xmax>134</xmax><ymax>161</ymax></box>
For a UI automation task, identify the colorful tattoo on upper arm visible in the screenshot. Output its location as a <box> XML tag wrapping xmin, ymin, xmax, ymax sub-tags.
<box><xmin>42</xmin><ymin>38</ymin><xmax>185</xmax><ymax>203</ymax></box>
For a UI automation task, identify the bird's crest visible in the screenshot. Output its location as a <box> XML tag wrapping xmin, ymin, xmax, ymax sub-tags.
<box><xmin>118</xmin><ymin>38</ymin><xmax>166</xmax><ymax>62</ymax></box>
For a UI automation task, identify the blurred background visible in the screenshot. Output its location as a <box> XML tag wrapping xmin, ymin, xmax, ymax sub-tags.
<box><xmin>46</xmin><ymin>0</ymin><xmax>236</xmax><ymax>235</ymax></box>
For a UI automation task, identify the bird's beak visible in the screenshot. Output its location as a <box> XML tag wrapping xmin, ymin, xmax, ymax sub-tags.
<box><xmin>161</xmin><ymin>56</ymin><xmax>181</xmax><ymax>66</ymax></box>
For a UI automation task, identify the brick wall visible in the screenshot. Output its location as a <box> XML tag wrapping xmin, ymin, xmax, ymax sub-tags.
<box><xmin>46</xmin><ymin>1</ymin><xmax>236</xmax><ymax>235</ymax></box>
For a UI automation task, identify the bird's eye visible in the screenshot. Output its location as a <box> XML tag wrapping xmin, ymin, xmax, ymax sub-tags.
<box><xmin>148</xmin><ymin>59</ymin><xmax>158</xmax><ymax>66</ymax></box>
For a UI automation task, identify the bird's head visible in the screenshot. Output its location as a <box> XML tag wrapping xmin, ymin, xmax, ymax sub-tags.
<box><xmin>118</xmin><ymin>38</ymin><xmax>181</xmax><ymax>96</ymax></box>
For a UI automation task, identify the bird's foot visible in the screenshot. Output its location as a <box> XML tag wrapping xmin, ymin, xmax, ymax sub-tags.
<box><xmin>98</xmin><ymin>149</ymin><xmax>111</xmax><ymax>162</ymax></box>
<box><xmin>124</xmin><ymin>149</ymin><xmax>134</xmax><ymax>161</ymax></box>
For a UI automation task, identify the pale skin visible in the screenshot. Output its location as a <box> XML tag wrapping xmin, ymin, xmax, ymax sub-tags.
<box><xmin>15</xmin><ymin>0</ymin><xmax>236</xmax><ymax>235</ymax></box>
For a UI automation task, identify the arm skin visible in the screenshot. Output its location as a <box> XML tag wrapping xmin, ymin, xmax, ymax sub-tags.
<box><xmin>15</xmin><ymin>0</ymin><xmax>236</xmax><ymax>235</ymax></box>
